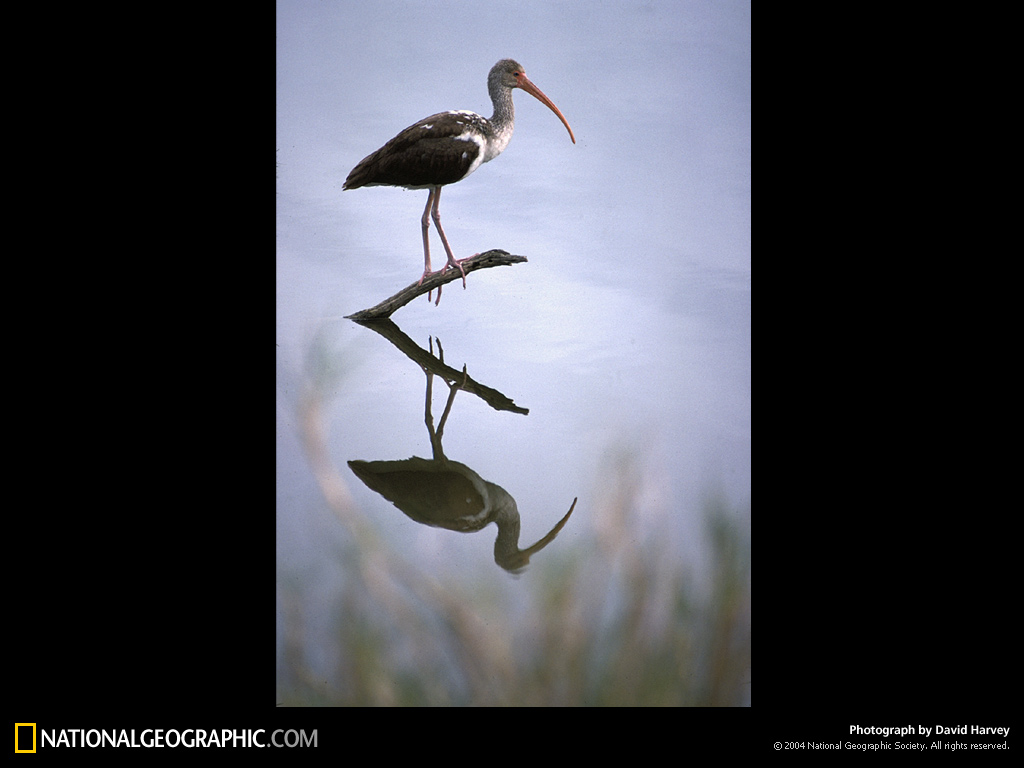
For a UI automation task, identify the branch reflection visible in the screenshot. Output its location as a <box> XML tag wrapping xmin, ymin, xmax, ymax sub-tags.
<box><xmin>349</xmin><ymin>319</ymin><xmax>576</xmax><ymax>573</ymax></box>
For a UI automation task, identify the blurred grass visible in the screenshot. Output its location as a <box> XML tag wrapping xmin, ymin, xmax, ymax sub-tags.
<box><xmin>278</xmin><ymin>413</ymin><xmax>750</xmax><ymax>706</ymax></box>
<box><xmin>277</xmin><ymin>336</ymin><xmax>750</xmax><ymax>707</ymax></box>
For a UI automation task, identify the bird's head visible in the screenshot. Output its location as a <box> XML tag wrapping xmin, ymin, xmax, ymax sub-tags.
<box><xmin>490</xmin><ymin>59</ymin><xmax>576</xmax><ymax>144</ymax></box>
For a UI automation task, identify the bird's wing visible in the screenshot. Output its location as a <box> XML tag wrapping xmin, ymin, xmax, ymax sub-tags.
<box><xmin>344</xmin><ymin>111</ymin><xmax>486</xmax><ymax>189</ymax></box>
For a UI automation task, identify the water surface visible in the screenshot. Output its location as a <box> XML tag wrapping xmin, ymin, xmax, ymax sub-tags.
<box><xmin>277</xmin><ymin>0</ymin><xmax>750</xmax><ymax>706</ymax></box>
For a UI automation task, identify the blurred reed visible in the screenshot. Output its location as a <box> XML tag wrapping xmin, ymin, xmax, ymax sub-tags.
<box><xmin>277</xmin><ymin>339</ymin><xmax>750</xmax><ymax>707</ymax></box>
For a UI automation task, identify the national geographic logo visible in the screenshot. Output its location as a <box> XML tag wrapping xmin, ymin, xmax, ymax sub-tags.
<box><xmin>15</xmin><ymin>724</ymin><xmax>36</xmax><ymax>753</ymax></box>
<box><xmin>13</xmin><ymin>725</ymin><xmax>317</xmax><ymax>750</ymax></box>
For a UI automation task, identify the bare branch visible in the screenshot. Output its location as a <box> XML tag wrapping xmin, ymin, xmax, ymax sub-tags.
<box><xmin>348</xmin><ymin>316</ymin><xmax>530</xmax><ymax>415</ymax></box>
<box><xmin>346</xmin><ymin>249</ymin><xmax>527</xmax><ymax>320</ymax></box>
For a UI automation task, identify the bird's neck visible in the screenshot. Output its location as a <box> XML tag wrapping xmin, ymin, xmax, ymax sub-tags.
<box><xmin>492</xmin><ymin>499</ymin><xmax>523</xmax><ymax>571</ymax></box>
<box><xmin>488</xmin><ymin>85</ymin><xmax>515</xmax><ymax>137</ymax></box>
<box><xmin>483</xmin><ymin>86</ymin><xmax>516</xmax><ymax>162</ymax></box>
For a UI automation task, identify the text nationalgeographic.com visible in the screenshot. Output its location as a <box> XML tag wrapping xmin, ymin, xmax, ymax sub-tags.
<box><xmin>23</xmin><ymin>728</ymin><xmax>316</xmax><ymax>750</ymax></box>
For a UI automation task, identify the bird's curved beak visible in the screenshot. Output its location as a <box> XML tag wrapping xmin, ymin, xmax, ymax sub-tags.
<box><xmin>515</xmin><ymin>73</ymin><xmax>576</xmax><ymax>144</ymax></box>
<box><xmin>517</xmin><ymin>497</ymin><xmax>577</xmax><ymax>562</ymax></box>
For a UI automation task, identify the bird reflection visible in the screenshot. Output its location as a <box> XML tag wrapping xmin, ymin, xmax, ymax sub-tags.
<box><xmin>347</xmin><ymin>327</ymin><xmax>576</xmax><ymax>573</ymax></box>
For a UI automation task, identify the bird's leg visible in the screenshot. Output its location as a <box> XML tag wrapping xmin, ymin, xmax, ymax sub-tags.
<box><xmin>430</xmin><ymin>186</ymin><xmax>468</xmax><ymax>290</ymax></box>
<box><xmin>420</xmin><ymin>187</ymin><xmax>440</xmax><ymax>303</ymax></box>
<box><xmin>419</xmin><ymin>189</ymin><xmax>436</xmax><ymax>280</ymax></box>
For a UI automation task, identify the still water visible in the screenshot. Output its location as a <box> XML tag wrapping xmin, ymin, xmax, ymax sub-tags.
<box><xmin>277</xmin><ymin>0</ymin><xmax>750</xmax><ymax>706</ymax></box>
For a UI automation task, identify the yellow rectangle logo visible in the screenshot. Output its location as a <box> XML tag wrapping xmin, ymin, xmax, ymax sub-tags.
<box><xmin>15</xmin><ymin>723</ymin><xmax>37</xmax><ymax>753</ymax></box>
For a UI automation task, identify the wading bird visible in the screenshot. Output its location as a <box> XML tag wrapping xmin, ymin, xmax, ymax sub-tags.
<box><xmin>343</xmin><ymin>59</ymin><xmax>575</xmax><ymax>303</ymax></box>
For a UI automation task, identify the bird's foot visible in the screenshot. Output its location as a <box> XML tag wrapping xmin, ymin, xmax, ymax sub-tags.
<box><xmin>445</xmin><ymin>253</ymin><xmax>477</xmax><ymax>289</ymax></box>
<box><xmin>419</xmin><ymin>269</ymin><xmax>442</xmax><ymax>305</ymax></box>
<box><xmin>421</xmin><ymin>254</ymin><xmax>478</xmax><ymax>305</ymax></box>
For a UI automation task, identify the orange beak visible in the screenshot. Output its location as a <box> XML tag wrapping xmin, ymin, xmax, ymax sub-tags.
<box><xmin>515</xmin><ymin>72</ymin><xmax>576</xmax><ymax>144</ymax></box>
